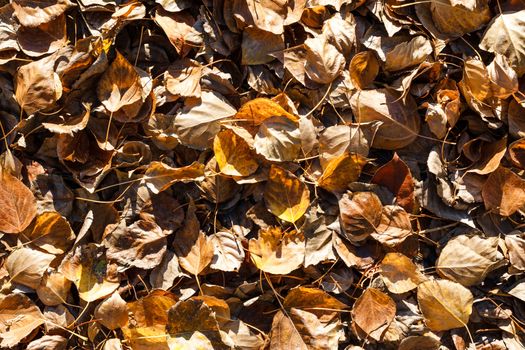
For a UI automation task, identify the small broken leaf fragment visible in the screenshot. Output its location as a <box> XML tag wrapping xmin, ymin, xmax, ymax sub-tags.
<box><xmin>264</xmin><ymin>165</ymin><xmax>310</xmax><ymax>223</ymax></box>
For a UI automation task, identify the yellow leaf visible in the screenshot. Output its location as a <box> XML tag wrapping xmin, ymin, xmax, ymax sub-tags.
<box><xmin>145</xmin><ymin>161</ymin><xmax>205</xmax><ymax>194</ymax></box>
<box><xmin>317</xmin><ymin>152</ymin><xmax>367</xmax><ymax>192</ymax></box>
<box><xmin>213</xmin><ymin>129</ymin><xmax>258</xmax><ymax>177</ymax></box>
<box><xmin>235</xmin><ymin>98</ymin><xmax>298</xmax><ymax>134</ymax></box>
<box><xmin>249</xmin><ymin>227</ymin><xmax>304</xmax><ymax>275</ymax></box>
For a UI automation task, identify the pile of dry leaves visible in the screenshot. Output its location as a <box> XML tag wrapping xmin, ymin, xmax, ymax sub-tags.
<box><xmin>1</xmin><ymin>0</ymin><xmax>525</xmax><ymax>349</ymax></box>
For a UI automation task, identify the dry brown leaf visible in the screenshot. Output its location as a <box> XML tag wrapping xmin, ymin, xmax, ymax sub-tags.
<box><xmin>0</xmin><ymin>293</ymin><xmax>44</xmax><ymax>348</ymax></box>
<box><xmin>371</xmin><ymin>153</ymin><xmax>415</xmax><ymax>212</ymax></box>
<box><xmin>17</xmin><ymin>14</ymin><xmax>67</xmax><ymax>57</ymax></box>
<box><xmin>487</xmin><ymin>54</ymin><xmax>519</xmax><ymax>98</ymax></box>
<box><xmin>372</xmin><ymin>205</ymin><xmax>413</xmax><ymax>247</ymax></box>
<box><xmin>264</xmin><ymin>165</ymin><xmax>310</xmax><ymax>223</ymax></box>
<box><xmin>235</xmin><ymin>97</ymin><xmax>299</xmax><ymax>134</ymax></box>
<box><xmin>166</xmin><ymin>298</ymin><xmax>227</xmax><ymax>349</ymax></box>
<box><xmin>242</xmin><ymin>26</ymin><xmax>284</xmax><ymax>65</ymax></box>
<box><xmin>317</xmin><ymin>152</ymin><xmax>367</xmax><ymax>192</ymax></box>
<box><xmin>429</xmin><ymin>0</ymin><xmax>491</xmax><ymax>37</ymax></box>
<box><xmin>338</xmin><ymin>191</ymin><xmax>382</xmax><ymax>244</ymax></box>
<box><xmin>15</xmin><ymin>55</ymin><xmax>62</xmax><ymax>116</ymax></box>
<box><xmin>436</xmin><ymin>235</ymin><xmax>502</xmax><ymax>286</ymax></box>
<box><xmin>349</xmin><ymin>51</ymin><xmax>379</xmax><ymax>90</ymax></box>
<box><xmin>97</xmin><ymin>51</ymin><xmax>143</xmax><ymax>113</ymax></box>
<box><xmin>459</xmin><ymin>58</ymin><xmax>492</xmax><ymax>102</ymax></box>
<box><xmin>103</xmin><ymin>220</ymin><xmax>168</xmax><ymax>271</ymax></box>
<box><xmin>482</xmin><ymin>166</ymin><xmax>525</xmax><ymax>216</ymax></box>
<box><xmin>6</xmin><ymin>247</ymin><xmax>55</xmax><ymax>289</ymax></box>
<box><xmin>249</xmin><ymin>226</ymin><xmax>305</xmax><ymax>274</ymax></box>
<box><xmin>173</xmin><ymin>201</ymin><xmax>213</xmax><ymax>276</ymax></box>
<box><xmin>283</xmin><ymin>287</ymin><xmax>347</xmax><ymax>319</ymax></box>
<box><xmin>95</xmin><ymin>292</ymin><xmax>128</xmax><ymax>330</ymax></box>
<box><xmin>380</xmin><ymin>253</ymin><xmax>427</xmax><ymax>294</ymax></box>
<box><xmin>0</xmin><ymin>172</ymin><xmax>37</xmax><ymax>234</ymax></box>
<box><xmin>164</xmin><ymin>58</ymin><xmax>202</xmax><ymax>99</ymax></box>
<box><xmin>384</xmin><ymin>36</ymin><xmax>433</xmax><ymax>72</ymax></box>
<box><xmin>254</xmin><ymin>116</ymin><xmax>301</xmax><ymax>162</ymax></box>
<box><xmin>417</xmin><ymin>279</ymin><xmax>473</xmax><ymax>331</ymax></box>
<box><xmin>154</xmin><ymin>7</ymin><xmax>202</xmax><ymax>57</ymax></box>
<box><xmin>144</xmin><ymin>161</ymin><xmax>205</xmax><ymax>194</ymax></box>
<box><xmin>350</xmin><ymin>89</ymin><xmax>420</xmax><ymax>149</ymax></box>
<box><xmin>351</xmin><ymin>288</ymin><xmax>396</xmax><ymax>341</ymax></box>
<box><xmin>213</xmin><ymin>129</ymin><xmax>258</xmax><ymax>177</ymax></box>
<box><xmin>304</xmin><ymin>36</ymin><xmax>346</xmax><ymax>84</ymax></box>
<box><xmin>172</xmin><ymin>90</ymin><xmax>237</xmax><ymax>149</ymax></box>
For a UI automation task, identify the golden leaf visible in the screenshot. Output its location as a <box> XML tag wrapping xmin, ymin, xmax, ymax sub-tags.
<box><xmin>213</xmin><ymin>129</ymin><xmax>258</xmax><ymax>177</ymax></box>
<box><xmin>317</xmin><ymin>152</ymin><xmax>367</xmax><ymax>192</ymax></box>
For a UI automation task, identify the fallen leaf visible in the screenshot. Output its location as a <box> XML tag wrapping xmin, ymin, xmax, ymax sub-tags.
<box><xmin>380</xmin><ymin>253</ymin><xmax>427</xmax><ymax>294</ymax></box>
<box><xmin>384</xmin><ymin>36</ymin><xmax>433</xmax><ymax>72</ymax></box>
<box><xmin>6</xmin><ymin>247</ymin><xmax>55</xmax><ymax>289</ymax></box>
<box><xmin>235</xmin><ymin>98</ymin><xmax>298</xmax><ymax>134</ymax></box>
<box><xmin>429</xmin><ymin>0</ymin><xmax>490</xmax><ymax>37</ymax></box>
<box><xmin>36</xmin><ymin>269</ymin><xmax>71</xmax><ymax>306</ymax></box>
<box><xmin>372</xmin><ymin>205</ymin><xmax>413</xmax><ymax>247</ymax></box>
<box><xmin>97</xmin><ymin>51</ymin><xmax>143</xmax><ymax>113</ymax></box>
<box><xmin>12</xmin><ymin>0</ymin><xmax>73</xmax><ymax>27</ymax></box>
<box><xmin>249</xmin><ymin>227</ymin><xmax>305</xmax><ymax>274</ymax></box>
<box><xmin>436</xmin><ymin>235</ymin><xmax>502</xmax><ymax>286</ymax></box>
<box><xmin>95</xmin><ymin>292</ymin><xmax>128</xmax><ymax>330</ymax></box>
<box><xmin>209</xmin><ymin>231</ymin><xmax>245</xmax><ymax>272</ymax></box>
<box><xmin>304</xmin><ymin>36</ymin><xmax>345</xmax><ymax>84</ymax></box>
<box><xmin>213</xmin><ymin>129</ymin><xmax>258</xmax><ymax>177</ymax></box>
<box><xmin>0</xmin><ymin>293</ymin><xmax>44</xmax><ymax>348</ymax></box>
<box><xmin>350</xmin><ymin>89</ymin><xmax>420</xmax><ymax>149</ymax></box>
<box><xmin>417</xmin><ymin>279</ymin><xmax>473</xmax><ymax>331</ymax></box>
<box><xmin>264</xmin><ymin>165</ymin><xmax>310</xmax><ymax>223</ymax></box>
<box><xmin>0</xmin><ymin>172</ymin><xmax>37</xmax><ymax>234</ymax></box>
<box><xmin>371</xmin><ymin>153</ymin><xmax>415</xmax><ymax>212</ymax></box>
<box><xmin>482</xmin><ymin>166</ymin><xmax>525</xmax><ymax>216</ymax></box>
<box><xmin>351</xmin><ymin>288</ymin><xmax>396</xmax><ymax>341</ymax></box>
<box><xmin>22</xmin><ymin>211</ymin><xmax>75</xmax><ymax>255</ymax></box>
<box><xmin>338</xmin><ymin>191</ymin><xmax>383</xmax><ymax>244</ymax></box>
<box><xmin>144</xmin><ymin>161</ymin><xmax>205</xmax><ymax>194</ymax></box>
<box><xmin>349</xmin><ymin>51</ymin><xmax>379</xmax><ymax>90</ymax></box>
<box><xmin>480</xmin><ymin>10</ymin><xmax>525</xmax><ymax>76</ymax></box>
<box><xmin>254</xmin><ymin>116</ymin><xmax>301</xmax><ymax>162</ymax></box>
<box><xmin>317</xmin><ymin>152</ymin><xmax>367</xmax><ymax>192</ymax></box>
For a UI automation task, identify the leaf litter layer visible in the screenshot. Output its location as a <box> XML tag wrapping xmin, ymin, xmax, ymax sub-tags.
<box><xmin>0</xmin><ymin>0</ymin><xmax>525</xmax><ymax>349</ymax></box>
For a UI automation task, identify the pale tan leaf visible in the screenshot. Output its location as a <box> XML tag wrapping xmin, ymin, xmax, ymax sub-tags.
<box><xmin>95</xmin><ymin>292</ymin><xmax>128</xmax><ymax>330</ymax></box>
<box><xmin>144</xmin><ymin>161</ymin><xmax>205</xmax><ymax>194</ymax></box>
<box><xmin>254</xmin><ymin>116</ymin><xmax>301</xmax><ymax>162</ymax></box>
<box><xmin>6</xmin><ymin>247</ymin><xmax>55</xmax><ymax>289</ymax></box>
<box><xmin>209</xmin><ymin>231</ymin><xmax>245</xmax><ymax>272</ymax></box>
<box><xmin>480</xmin><ymin>10</ymin><xmax>525</xmax><ymax>76</ymax></box>
<box><xmin>384</xmin><ymin>36</ymin><xmax>433</xmax><ymax>72</ymax></box>
<box><xmin>304</xmin><ymin>36</ymin><xmax>345</xmax><ymax>84</ymax></box>
<box><xmin>338</xmin><ymin>191</ymin><xmax>382</xmax><ymax>244</ymax></box>
<box><xmin>436</xmin><ymin>235</ymin><xmax>502</xmax><ymax>286</ymax></box>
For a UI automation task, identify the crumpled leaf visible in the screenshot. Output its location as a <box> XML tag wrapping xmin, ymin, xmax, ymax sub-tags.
<box><xmin>144</xmin><ymin>161</ymin><xmax>205</xmax><ymax>194</ymax></box>
<box><xmin>264</xmin><ymin>165</ymin><xmax>310</xmax><ymax>223</ymax></box>
<box><xmin>12</xmin><ymin>0</ymin><xmax>73</xmax><ymax>27</ymax></box>
<box><xmin>417</xmin><ymin>279</ymin><xmax>473</xmax><ymax>331</ymax></box>
<box><xmin>103</xmin><ymin>220</ymin><xmax>168</xmax><ymax>271</ymax></box>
